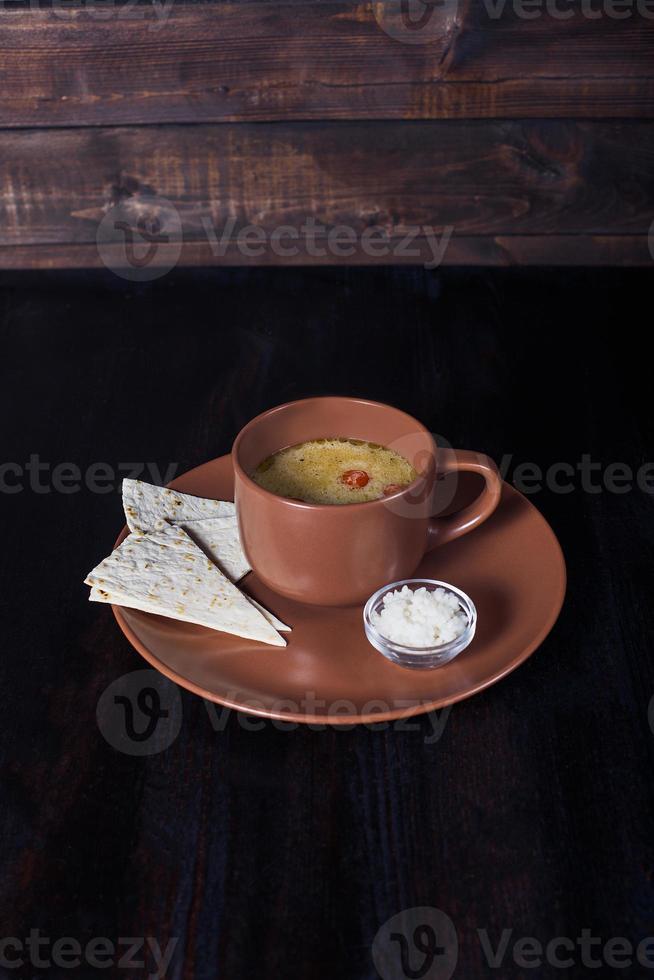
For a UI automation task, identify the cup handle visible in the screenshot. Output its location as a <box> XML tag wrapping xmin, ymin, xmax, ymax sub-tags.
<box><xmin>425</xmin><ymin>448</ymin><xmax>502</xmax><ymax>552</ymax></box>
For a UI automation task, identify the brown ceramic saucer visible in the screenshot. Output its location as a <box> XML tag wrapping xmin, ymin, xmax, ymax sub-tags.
<box><xmin>111</xmin><ymin>454</ymin><xmax>566</xmax><ymax>725</ymax></box>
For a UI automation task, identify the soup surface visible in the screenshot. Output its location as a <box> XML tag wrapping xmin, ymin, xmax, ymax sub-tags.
<box><xmin>251</xmin><ymin>438</ymin><xmax>417</xmax><ymax>504</ymax></box>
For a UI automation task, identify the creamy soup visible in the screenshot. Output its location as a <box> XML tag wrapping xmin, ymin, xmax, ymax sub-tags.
<box><xmin>251</xmin><ymin>438</ymin><xmax>417</xmax><ymax>505</ymax></box>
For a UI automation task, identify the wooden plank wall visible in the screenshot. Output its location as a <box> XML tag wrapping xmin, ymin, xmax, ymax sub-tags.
<box><xmin>1</xmin><ymin>0</ymin><xmax>653</xmax><ymax>267</ymax></box>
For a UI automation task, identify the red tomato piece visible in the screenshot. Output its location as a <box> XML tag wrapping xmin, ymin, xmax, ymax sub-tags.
<box><xmin>341</xmin><ymin>469</ymin><xmax>370</xmax><ymax>489</ymax></box>
<box><xmin>383</xmin><ymin>484</ymin><xmax>404</xmax><ymax>496</ymax></box>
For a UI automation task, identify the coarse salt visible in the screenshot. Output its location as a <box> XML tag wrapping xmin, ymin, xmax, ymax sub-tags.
<box><xmin>371</xmin><ymin>585</ymin><xmax>467</xmax><ymax>647</ymax></box>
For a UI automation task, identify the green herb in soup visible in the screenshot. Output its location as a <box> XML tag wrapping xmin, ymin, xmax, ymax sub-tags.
<box><xmin>251</xmin><ymin>438</ymin><xmax>417</xmax><ymax>504</ymax></box>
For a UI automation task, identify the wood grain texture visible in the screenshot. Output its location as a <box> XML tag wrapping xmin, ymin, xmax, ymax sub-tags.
<box><xmin>0</xmin><ymin>236</ymin><xmax>650</xmax><ymax>267</ymax></box>
<box><xmin>0</xmin><ymin>267</ymin><xmax>652</xmax><ymax>978</ymax></box>
<box><xmin>1</xmin><ymin>121</ymin><xmax>652</xmax><ymax>266</ymax></box>
<box><xmin>1</xmin><ymin>3</ymin><xmax>653</xmax><ymax>126</ymax></box>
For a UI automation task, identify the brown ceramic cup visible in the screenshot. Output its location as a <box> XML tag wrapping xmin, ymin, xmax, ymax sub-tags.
<box><xmin>232</xmin><ymin>397</ymin><xmax>502</xmax><ymax>606</ymax></box>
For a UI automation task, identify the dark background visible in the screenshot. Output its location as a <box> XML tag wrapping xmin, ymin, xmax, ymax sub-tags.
<box><xmin>0</xmin><ymin>267</ymin><xmax>652</xmax><ymax>979</ymax></box>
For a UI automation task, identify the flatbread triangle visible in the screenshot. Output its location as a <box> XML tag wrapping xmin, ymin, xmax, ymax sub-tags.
<box><xmin>177</xmin><ymin>517</ymin><xmax>250</xmax><ymax>583</ymax></box>
<box><xmin>123</xmin><ymin>478</ymin><xmax>236</xmax><ymax>532</ymax></box>
<box><xmin>122</xmin><ymin>479</ymin><xmax>252</xmax><ymax>582</ymax></box>
<box><xmin>85</xmin><ymin>525</ymin><xmax>286</xmax><ymax>647</ymax></box>
<box><xmin>88</xmin><ymin>585</ymin><xmax>290</xmax><ymax>633</ymax></box>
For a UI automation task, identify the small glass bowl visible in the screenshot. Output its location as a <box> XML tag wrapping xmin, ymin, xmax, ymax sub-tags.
<box><xmin>363</xmin><ymin>578</ymin><xmax>477</xmax><ymax>670</ymax></box>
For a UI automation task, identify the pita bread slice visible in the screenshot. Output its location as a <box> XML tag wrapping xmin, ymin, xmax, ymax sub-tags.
<box><xmin>85</xmin><ymin>525</ymin><xmax>285</xmax><ymax>646</ymax></box>
<box><xmin>88</xmin><ymin>587</ymin><xmax>290</xmax><ymax>633</ymax></box>
<box><xmin>123</xmin><ymin>479</ymin><xmax>235</xmax><ymax>533</ymax></box>
<box><xmin>178</xmin><ymin>517</ymin><xmax>251</xmax><ymax>582</ymax></box>
<box><xmin>172</xmin><ymin>522</ymin><xmax>290</xmax><ymax>627</ymax></box>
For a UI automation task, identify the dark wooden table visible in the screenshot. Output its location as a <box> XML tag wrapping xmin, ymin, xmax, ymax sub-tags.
<box><xmin>1</xmin><ymin>1</ymin><xmax>653</xmax><ymax>268</ymax></box>
<box><xmin>0</xmin><ymin>266</ymin><xmax>652</xmax><ymax>979</ymax></box>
